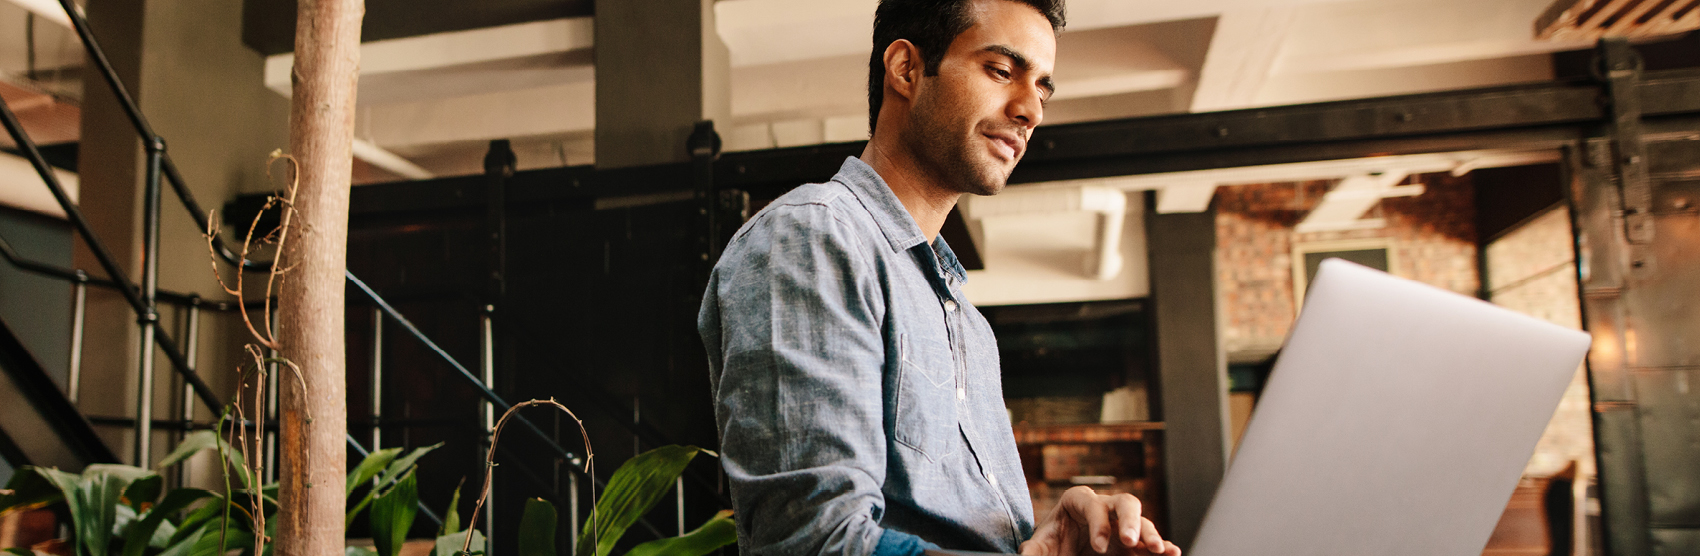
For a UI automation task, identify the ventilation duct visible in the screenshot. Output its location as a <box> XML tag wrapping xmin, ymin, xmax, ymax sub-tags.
<box><xmin>960</xmin><ymin>186</ymin><xmax>1127</xmax><ymax>280</ymax></box>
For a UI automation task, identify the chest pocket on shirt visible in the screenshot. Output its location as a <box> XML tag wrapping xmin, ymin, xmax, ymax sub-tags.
<box><xmin>893</xmin><ymin>333</ymin><xmax>959</xmax><ymax>462</ymax></box>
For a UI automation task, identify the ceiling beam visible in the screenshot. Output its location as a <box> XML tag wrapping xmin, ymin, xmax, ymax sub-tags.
<box><xmin>263</xmin><ymin>17</ymin><xmax>594</xmax><ymax>98</ymax></box>
<box><xmin>363</xmin><ymin>81</ymin><xmax>594</xmax><ymax>149</ymax></box>
<box><xmin>1190</xmin><ymin>7</ymin><xmax>1296</xmax><ymax>111</ymax></box>
<box><xmin>1156</xmin><ymin>183</ymin><xmax>1220</xmax><ymax>213</ymax></box>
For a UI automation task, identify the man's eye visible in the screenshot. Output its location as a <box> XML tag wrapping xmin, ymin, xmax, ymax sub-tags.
<box><xmin>987</xmin><ymin>66</ymin><xmax>1011</xmax><ymax>80</ymax></box>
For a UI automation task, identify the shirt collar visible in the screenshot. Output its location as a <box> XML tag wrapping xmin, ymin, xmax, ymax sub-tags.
<box><xmin>832</xmin><ymin>156</ymin><xmax>969</xmax><ymax>283</ymax></box>
<box><xmin>833</xmin><ymin>156</ymin><xmax>928</xmax><ymax>252</ymax></box>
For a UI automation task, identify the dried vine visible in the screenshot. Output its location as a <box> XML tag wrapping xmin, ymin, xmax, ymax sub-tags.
<box><xmin>199</xmin><ymin>150</ymin><xmax>313</xmax><ymax>556</ymax></box>
<box><xmin>461</xmin><ymin>398</ymin><xmax>598</xmax><ymax>556</ymax></box>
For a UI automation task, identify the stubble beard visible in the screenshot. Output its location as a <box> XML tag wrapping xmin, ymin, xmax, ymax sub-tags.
<box><xmin>906</xmin><ymin>88</ymin><xmax>1013</xmax><ymax>197</ymax></box>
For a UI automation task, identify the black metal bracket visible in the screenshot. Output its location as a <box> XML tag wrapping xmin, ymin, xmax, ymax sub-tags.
<box><xmin>690</xmin><ymin>121</ymin><xmax>723</xmax><ymax>266</ymax></box>
<box><xmin>1597</xmin><ymin>38</ymin><xmax>1656</xmax><ymax>264</ymax></box>
<box><xmin>483</xmin><ymin>139</ymin><xmax>515</xmax><ymax>305</ymax></box>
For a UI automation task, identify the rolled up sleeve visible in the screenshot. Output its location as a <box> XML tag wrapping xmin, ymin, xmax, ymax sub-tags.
<box><xmin>700</xmin><ymin>202</ymin><xmax>907</xmax><ymax>556</ymax></box>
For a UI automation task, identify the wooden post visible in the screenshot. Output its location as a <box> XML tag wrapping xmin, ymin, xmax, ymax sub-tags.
<box><xmin>278</xmin><ymin>0</ymin><xmax>362</xmax><ymax>554</ymax></box>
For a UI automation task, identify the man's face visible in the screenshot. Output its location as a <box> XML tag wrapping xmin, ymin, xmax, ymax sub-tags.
<box><xmin>905</xmin><ymin>0</ymin><xmax>1056</xmax><ymax>196</ymax></box>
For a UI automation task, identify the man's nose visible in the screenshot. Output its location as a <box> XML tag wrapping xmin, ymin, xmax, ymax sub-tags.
<box><xmin>1007</xmin><ymin>84</ymin><xmax>1045</xmax><ymax>130</ymax></box>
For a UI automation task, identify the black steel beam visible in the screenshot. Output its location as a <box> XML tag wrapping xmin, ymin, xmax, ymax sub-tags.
<box><xmin>285</xmin><ymin>70</ymin><xmax>1700</xmax><ymax>222</ymax></box>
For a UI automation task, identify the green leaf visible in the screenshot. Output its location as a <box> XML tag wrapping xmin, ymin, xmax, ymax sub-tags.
<box><xmin>0</xmin><ymin>466</ymin><xmax>65</xmax><ymax>515</ymax></box>
<box><xmin>575</xmin><ymin>445</ymin><xmax>703</xmax><ymax>556</ymax></box>
<box><xmin>345</xmin><ymin>547</ymin><xmax>379</xmax><ymax>556</ymax></box>
<box><xmin>122</xmin><ymin>475</ymin><xmax>163</xmax><ymax>511</ymax></box>
<box><xmin>375</xmin><ymin>444</ymin><xmax>442</xmax><ymax>489</ymax></box>
<box><xmin>433</xmin><ymin>529</ymin><xmax>485</xmax><ymax>556</ymax></box>
<box><xmin>120</xmin><ymin>488</ymin><xmax>215</xmax><ymax>556</ymax></box>
<box><xmin>42</xmin><ymin>464</ymin><xmax>155</xmax><ymax>556</ymax></box>
<box><xmin>185</xmin><ymin>520</ymin><xmax>251</xmax><ymax>556</ymax></box>
<box><xmin>157</xmin><ymin>430</ymin><xmax>252</xmax><ymax>490</ymax></box>
<box><xmin>516</xmin><ymin>498</ymin><xmax>556</xmax><ymax>556</ymax></box>
<box><xmin>348</xmin><ymin>443</ymin><xmax>440</xmax><ymax>528</ymax></box>
<box><xmin>371</xmin><ymin>470</ymin><xmax>419</xmax><ymax>556</ymax></box>
<box><xmin>112</xmin><ymin>504</ymin><xmax>140</xmax><ymax>545</ymax></box>
<box><xmin>347</xmin><ymin>448</ymin><xmax>402</xmax><ymax>495</ymax></box>
<box><xmin>166</xmin><ymin>497</ymin><xmax>227</xmax><ymax>548</ymax></box>
<box><xmin>619</xmin><ymin>510</ymin><xmax>736</xmax><ymax>556</ymax></box>
<box><xmin>438</xmin><ymin>482</ymin><xmax>464</xmax><ymax>537</ymax></box>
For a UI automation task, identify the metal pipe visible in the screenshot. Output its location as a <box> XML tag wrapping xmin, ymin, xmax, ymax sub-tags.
<box><xmin>133</xmin><ymin>137</ymin><xmax>164</xmax><ymax>467</ymax></box>
<box><xmin>67</xmin><ymin>275</ymin><xmax>86</xmax><ymax>403</ymax></box>
<box><xmin>676</xmin><ymin>476</ymin><xmax>685</xmax><ymax>535</ymax></box>
<box><xmin>371</xmin><ymin>307</ymin><xmax>383</xmax><ymax>450</ymax></box>
<box><xmin>569</xmin><ymin>472</ymin><xmax>580</xmax><ymax>548</ymax></box>
<box><xmin>179</xmin><ymin>300</ymin><xmax>200</xmax><ymax>486</ymax></box>
<box><xmin>480</xmin><ymin>308</ymin><xmax>496</xmax><ymax>554</ymax></box>
<box><xmin>482</xmin><ymin>309</ymin><xmax>495</xmax><ymax>430</ymax></box>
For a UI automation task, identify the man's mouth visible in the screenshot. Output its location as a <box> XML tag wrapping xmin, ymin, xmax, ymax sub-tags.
<box><xmin>984</xmin><ymin>131</ymin><xmax>1024</xmax><ymax>162</ymax></box>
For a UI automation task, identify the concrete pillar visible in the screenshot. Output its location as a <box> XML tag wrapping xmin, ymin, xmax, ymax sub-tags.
<box><xmin>74</xmin><ymin>0</ymin><xmax>290</xmax><ymax>467</ymax></box>
<box><xmin>1146</xmin><ymin>208</ymin><xmax>1229</xmax><ymax>551</ymax></box>
<box><xmin>594</xmin><ymin>0</ymin><xmax>730</xmax><ymax>169</ymax></box>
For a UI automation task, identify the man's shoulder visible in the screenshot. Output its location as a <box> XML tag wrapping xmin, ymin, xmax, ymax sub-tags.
<box><xmin>766</xmin><ymin>179</ymin><xmax>860</xmax><ymax>213</ymax></box>
<box><xmin>739</xmin><ymin>179</ymin><xmax>874</xmax><ymax>238</ymax></box>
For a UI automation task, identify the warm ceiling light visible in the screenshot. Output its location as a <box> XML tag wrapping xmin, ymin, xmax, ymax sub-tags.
<box><xmin>1536</xmin><ymin>0</ymin><xmax>1700</xmax><ymax>41</ymax></box>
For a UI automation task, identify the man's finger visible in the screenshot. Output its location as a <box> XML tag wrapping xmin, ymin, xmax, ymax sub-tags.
<box><xmin>1066</xmin><ymin>487</ymin><xmax>1112</xmax><ymax>553</ymax></box>
<box><xmin>1109</xmin><ymin>493</ymin><xmax>1143</xmax><ymax>547</ymax></box>
<box><xmin>1138</xmin><ymin>517</ymin><xmax>1164</xmax><ymax>553</ymax></box>
<box><xmin>1162</xmin><ymin>540</ymin><xmax>1182</xmax><ymax>556</ymax></box>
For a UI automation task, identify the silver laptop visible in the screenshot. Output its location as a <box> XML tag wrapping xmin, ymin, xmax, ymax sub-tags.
<box><xmin>1189</xmin><ymin>259</ymin><xmax>1590</xmax><ymax>556</ymax></box>
<box><xmin>930</xmin><ymin>259</ymin><xmax>1590</xmax><ymax>556</ymax></box>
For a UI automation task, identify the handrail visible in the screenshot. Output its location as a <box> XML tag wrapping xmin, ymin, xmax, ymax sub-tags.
<box><xmin>24</xmin><ymin>0</ymin><xmax>686</xmax><ymax>536</ymax></box>
<box><xmin>53</xmin><ymin>0</ymin><xmax>267</xmax><ymax>273</ymax></box>
<box><xmin>0</xmin><ymin>233</ymin><xmax>241</xmax><ymax>311</ymax></box>
<box><xmin>493</xmin><ymin>315</ymin><xmax>732</xmax><ymax>508</ymax></box>
<box><xmin>348</xmin><ymin>272</ymin><xmax>585</xmax><ymax>467</ymax></box>
<box><xmin>0</xmin><ymin>96</ymin><xmax>227</xmax><ymax>422</ymax></box>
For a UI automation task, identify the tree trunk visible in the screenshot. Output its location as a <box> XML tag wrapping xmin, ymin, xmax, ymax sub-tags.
<box><xmin>278</xmin><ymin>0</ymin><xmax>362</xmax><ymax>554</ymax></box>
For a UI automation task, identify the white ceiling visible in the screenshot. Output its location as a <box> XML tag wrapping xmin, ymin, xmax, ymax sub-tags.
<box><xmin>314</xmin><ymin>0</ymin><xmax>1587</xmax><ymax>179</ymax></box>
<box><xmin>0</xmin><ymin>0</ymin><xmax>1609</xmax><ymax>180</ymax></box>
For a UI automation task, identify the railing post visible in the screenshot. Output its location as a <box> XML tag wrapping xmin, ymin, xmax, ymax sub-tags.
<box><xmin>480</xmin><ymin>139</ymin><xmax>512</xmax><ymax>553</ymax></box>
<box><xmin>134</xmin><ymin>135</ymin><xmax>165</xmax><ymax>467</ymax></box>
<box><xmin>178</xmin><ymin>297</ymin><xmax>200</xmax><ymax>486</ymax></box>
<box><xmin>480</xmin><ymin>305</ymin><xmax>496</xmax><ymax>552</ymax></box>
<box><xmin>67</xmin><ymin>271</ymin><xmax>87</xmax><ymax>403</ymax></box>
<box><xmin>568</xmin><ymin>471</ymin><xmax>580</xmax><ymax>548</ymax></box>
<box><xmin>371</xmin><ymin>306</ymin><xmax>383</xmax><ymax>450</ymax></box>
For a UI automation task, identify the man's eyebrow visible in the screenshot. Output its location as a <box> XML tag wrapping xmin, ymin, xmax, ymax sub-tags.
<box><xmin>982</xmin><ymin>44</ymin><xmax>1056</xmax><ymax>98</ymax></box>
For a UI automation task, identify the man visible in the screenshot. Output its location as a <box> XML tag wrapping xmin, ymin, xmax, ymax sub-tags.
<box><xmin>698</xmin><ymin>1</ymin><xmax>1180</xmax><ymax>554</ymax></box>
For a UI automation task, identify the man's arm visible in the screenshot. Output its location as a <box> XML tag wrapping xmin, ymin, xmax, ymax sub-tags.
<box><xmin>704</xmin><ymin>203</ymin><xmax>931</xmax><ymax>556</ymax></box>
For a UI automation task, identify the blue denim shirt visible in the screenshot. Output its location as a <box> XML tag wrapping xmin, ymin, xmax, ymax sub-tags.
<box><xmin>699</xmin><ymin>157</ymin><xmax>1035</xmax><ymax>555</ymax></box>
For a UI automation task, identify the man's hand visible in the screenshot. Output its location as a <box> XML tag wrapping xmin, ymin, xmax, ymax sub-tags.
<box><xmin>1019</xmin><ymin>486</ymin><xmax>1181</xmax><ymax>556</ymax></box>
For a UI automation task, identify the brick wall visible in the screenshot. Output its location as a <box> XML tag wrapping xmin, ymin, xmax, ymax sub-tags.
<box><xmin>1485</xmin><ymin>206</ymin><xmax>1593</xmax><ymax>478</ymax></box>
<box><xmin>1215</xmin><ymin>172</ymin><xmax>1480</xmax><ymax>360</ymax></box>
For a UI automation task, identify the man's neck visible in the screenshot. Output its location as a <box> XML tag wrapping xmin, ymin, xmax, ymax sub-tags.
<box><xmin>859</xmin><ymin>140</ymin><xmax>960</xmax><ymax>243</ymax></box>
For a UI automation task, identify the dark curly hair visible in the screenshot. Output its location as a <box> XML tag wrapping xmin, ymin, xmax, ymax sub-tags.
<box><xmin>867</xmin><ymin>0</ymin><xmax>1065</xmax><ymax>135</ymax></box>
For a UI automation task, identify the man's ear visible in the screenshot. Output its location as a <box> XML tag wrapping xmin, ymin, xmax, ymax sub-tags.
<box><xmin>883</xmin><ymin>39</ymin><xmax>923</xmax><ymax>102</ymax></box>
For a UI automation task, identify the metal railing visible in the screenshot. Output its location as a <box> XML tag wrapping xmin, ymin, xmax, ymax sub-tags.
<box><xmin>0</xmin><ymin>0</ymin><xmax>715</xmax><ymax>543</ymax></box>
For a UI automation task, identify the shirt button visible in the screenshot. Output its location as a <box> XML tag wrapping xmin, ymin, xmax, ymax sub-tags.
<box><xmin>987</xmin><ymin>473</ymin><xmax>999</xmax><ymax>487</ymax></box>
<box><xmin>944</xmin><ymin>300</ymin><xmax>958</xmax><ymax>313</ymax></box>
<box><xmin>957</xmin><ymin>387</ymin><xmax>966</xmax><ymax>400</ymax></box>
